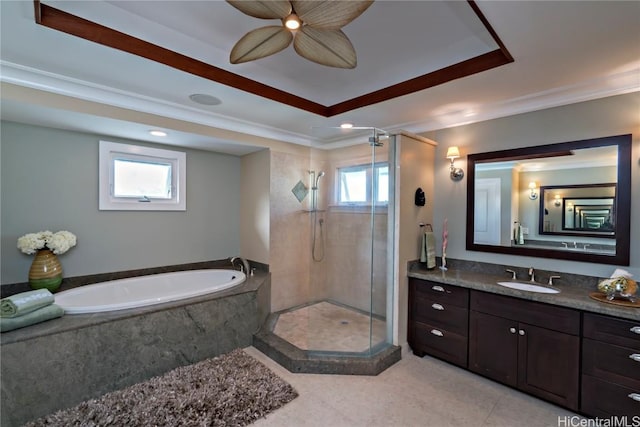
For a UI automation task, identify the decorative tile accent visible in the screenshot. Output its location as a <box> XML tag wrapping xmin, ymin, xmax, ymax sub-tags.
<box><xmin>291</xmin><ymin>180</ymin><xmax>308</xmax><ymax>203</ymax></box>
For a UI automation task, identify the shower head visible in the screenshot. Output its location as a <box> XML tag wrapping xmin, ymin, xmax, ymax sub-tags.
<box><xmin>314</xmin><ymin>171</ymin><xmax>325</xmax><ymax>188</ymax></box>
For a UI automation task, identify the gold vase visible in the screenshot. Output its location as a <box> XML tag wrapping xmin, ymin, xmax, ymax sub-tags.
<box><xmin>29</xmin><ymin>249</ymin><xmax>63</xmax><ymax>292</ymax></box>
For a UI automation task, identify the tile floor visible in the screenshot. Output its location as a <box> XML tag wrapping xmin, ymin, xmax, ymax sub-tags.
<box><xmin>246</xmin><ymin>346</ymin><xmax>582</xmax><ymax>427</ymax></box>
<box><xmin>273</xmin><ymin>301</ymin><xmax>387</xmax><ymax>352</ymax></box>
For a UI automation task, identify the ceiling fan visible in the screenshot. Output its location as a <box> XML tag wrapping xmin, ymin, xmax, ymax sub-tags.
<box><xmin>226</xmin><ymin>0</ymin><xmax>373</xmax><ymax>69</ymax></box>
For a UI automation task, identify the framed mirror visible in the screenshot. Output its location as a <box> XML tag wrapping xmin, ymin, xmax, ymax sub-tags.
<box><xmin>466</xmin><ymin>134</ymin><xmax>631</xmax><ymax>265</ymax></box>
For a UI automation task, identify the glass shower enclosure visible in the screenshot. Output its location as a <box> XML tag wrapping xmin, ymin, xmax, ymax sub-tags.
<box><xmin>273</xmin><ymin>128</ymin><xmax>395</xmax><ymax>357</ymax></box>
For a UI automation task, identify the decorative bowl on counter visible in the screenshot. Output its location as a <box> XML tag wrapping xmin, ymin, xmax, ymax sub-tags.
<box><xmin>596</xmin><ymin>277</ymin><xmax>637</xmax><ymax>303</ymax></box>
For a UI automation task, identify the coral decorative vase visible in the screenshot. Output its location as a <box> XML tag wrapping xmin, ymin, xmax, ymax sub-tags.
<box><xmin>29</xmin><ymin>249</ymin><xmax>63</xmax><ymax>292</ymax></box>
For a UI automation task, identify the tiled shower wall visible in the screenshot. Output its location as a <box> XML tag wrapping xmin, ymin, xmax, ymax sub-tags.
<box><xmin>270</xmin><ymin>150</ymin><xmax>318</xmax><ymax>312</ymax></box>
<box><xmin>268</xmin><ymin>143</ymin><xmax>389</xmax><ymax>317</ymax></box>
<box><xmin>324</xmin><ymin>210</ymin><xmax>388</xmax><ymax>316</ymax></box>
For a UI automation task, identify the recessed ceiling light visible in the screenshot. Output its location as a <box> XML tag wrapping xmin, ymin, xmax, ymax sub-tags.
<box><xmin>189</xmin><ymin>93</ymin><xmax>222</xmax><ymax>106</ymax></box>
<box><xmin>149</xmin><ymin>130</ymin><xmax>167</xmax><ymax>137</ymax></box>
<box><xmin>340</xmin><ymin>122</ymin><xmax>354</xmax><ymax>129</ymax></box>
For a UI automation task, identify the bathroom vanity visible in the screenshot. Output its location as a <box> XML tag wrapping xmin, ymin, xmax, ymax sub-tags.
<box><xmin>407</xmin><ymin>270</ymin><xmax>639</xmax><ymax>417</ymax></box>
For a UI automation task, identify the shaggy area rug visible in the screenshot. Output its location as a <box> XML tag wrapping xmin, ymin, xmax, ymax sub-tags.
<box><xmin>25</xmin><ymin>349</ymin><xmax>298</xmax><ymax>427</ymax></box>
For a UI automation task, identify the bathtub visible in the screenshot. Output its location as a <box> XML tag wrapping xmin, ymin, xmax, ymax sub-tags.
<box><xmin>55</xmin><ymin>269</ymin><xmax>246</xmax><ymax>314</ymax></box>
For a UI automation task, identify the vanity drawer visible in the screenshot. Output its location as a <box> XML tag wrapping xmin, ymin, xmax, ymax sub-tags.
<box><xmin>583</xmin><ymin>338</ymin><xmax>640</xmax><ymax>389</ymax></box>
<box><xmin>413</xmin><ymin>321</ymin><xmax>468</xmax><ymax>368</ymax></box>
<box><xmin>410</xmin><ymin>278</ymin><xmax>469</xmax><ymax>309</ymax></box>
<box><xmin>581</xmin><ymin>375</ymin><xmax>640</xmax><ymax>417</ymax></box>
<box><xmin>413</xmin><ymin>294</ymin><xmax>468</xmax><ymax>337</ymax></box>
<box><xmin>470</xmin><ymin>290</ymin><xmax>580</xmax><ymax>335</ymax></box>
<box><xmin>583</xmin><ymin>313</ymin><xmax>640</xmax><ymax>350</ymax></box>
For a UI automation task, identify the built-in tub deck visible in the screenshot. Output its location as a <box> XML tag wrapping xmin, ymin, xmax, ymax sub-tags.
<box><xmin>1</xmin><ymin>266</ymin><xmax>270</xmax><ymax>427</ymax></box>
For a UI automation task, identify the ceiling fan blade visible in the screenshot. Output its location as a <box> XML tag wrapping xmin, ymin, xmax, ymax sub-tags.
<box><xmin>291</xmin><ymin>0</ymin><xmax>373</xmax><ymax>29</ymax></box>
<box><xmin>226</xmin><ymin>0</ymin><xmax>292</xmax><ymax>19</ymax></box>
<box><xmin>294</xmin><ymin>27</ymin><xmax>356</xmax><ymax>69</ymax></box>
<box><xmin>230</xmin><ymin>26</ymin><xmax>293</xmax><ymax>64</ymax></box>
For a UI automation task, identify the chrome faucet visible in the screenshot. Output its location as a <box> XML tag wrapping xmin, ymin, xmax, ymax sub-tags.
<box><xmin>548</xmin><ymin>275</ymin><xmax>561</xmax><ymax>286</ymax></box>
<box><xmin>528</xmin><ymin>267</ymin><xmax>536</xmax><ymax>283</ymax></box>
<box><xmin>230</xmin><ymin>256</ymin><xmax>250</xmax><ymax>274</ymax></box>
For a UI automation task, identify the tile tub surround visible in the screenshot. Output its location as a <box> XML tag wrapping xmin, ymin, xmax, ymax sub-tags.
<box><xmin>408</xmin><ymin>259</ymin><xmax>637</xmax><ymax>321</ymax></box>
<box><xmin>0</xmin><ymin>271</ymin><xmax>270</xmax><ymax>427</ymax></box>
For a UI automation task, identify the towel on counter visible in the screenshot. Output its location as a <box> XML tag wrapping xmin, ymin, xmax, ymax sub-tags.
<box><xmin>420</xmin><ymin>231</ymin><xmax>437</xmax><ymax>269</ymax></box>
<box><xmin>0</xmin><ymin>289</ymin><xmax>54</xmax><ymax>318</ymax></box>
<box><xmin>0</xmin><ymin>304</ymin><xmax>64</xmax><ymax>333</ymax></box>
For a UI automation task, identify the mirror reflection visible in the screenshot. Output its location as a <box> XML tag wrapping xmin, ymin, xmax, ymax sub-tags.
<box><xmin>466</xmin><ymin>134</ymin><xmax>631</xmax><ymax>266</ymax></box>
<box><xmin>540</xmin><ymin>183</ymin><xmax>616</xmax><ymax>237</ymax></box>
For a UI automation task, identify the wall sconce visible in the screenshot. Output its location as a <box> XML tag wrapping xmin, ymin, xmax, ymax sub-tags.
<box><xmin>554</xmin><ymin>194</ymin><xmax>561</xmax><ymax>207</ymax></box>
<box><xmin>528</xmin><ymin>181</ymin><xmax>538</xmax><ymax>200</ymax></box>
<box><xmin>446</xmin><ymin>146</ymin><xmax>464</xmax><ymax>181</ymax></box>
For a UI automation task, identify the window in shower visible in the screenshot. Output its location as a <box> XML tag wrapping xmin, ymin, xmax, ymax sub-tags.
<box><xmin>337</xmin><ymin>162</ymin><xmax>388</xmax><ymax>205</ymax></box>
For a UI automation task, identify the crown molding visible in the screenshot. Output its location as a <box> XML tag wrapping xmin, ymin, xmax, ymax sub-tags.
<box><xmin>0</xmin><ymin>61</ymin><xmax>315</xmax><ymax>147</ymax></box>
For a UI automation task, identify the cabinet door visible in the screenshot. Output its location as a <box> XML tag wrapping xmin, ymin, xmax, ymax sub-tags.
<box><xmin>518</xmin><ymin>323</ymin><xmax>580</xmax><ymax>411</ymax></box>
<box><xmin>469</xmin><ymin>311</ymin><xmax>518</xmax><ymax>387</ymax></box>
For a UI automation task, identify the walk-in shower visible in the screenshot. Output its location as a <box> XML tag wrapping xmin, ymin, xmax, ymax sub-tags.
<box><xmin>263</xmin><ymin>127</ymin><xmax>397</xmax><ymax>367</ymax></box>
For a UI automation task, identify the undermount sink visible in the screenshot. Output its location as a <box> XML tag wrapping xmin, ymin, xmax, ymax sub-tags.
<box><xmin>497</xmin><ymin>281</ymin><xmax>560</xmax><ymax>294</ymax></box>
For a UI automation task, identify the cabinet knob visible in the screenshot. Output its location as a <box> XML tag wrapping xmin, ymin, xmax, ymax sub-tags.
<box><xmin>432</xmin><ymin>285</ymin><xmax>445</xmax><ymax>292</ymax></box>
<box><xmin>431</xmin><ymin>303</ymin><xmax>445</xmax><ymax>311</ymax></box>
<box><xmin>631</xmin><ymin>326</ymin><xmax>640</xmax><ymax>335</ymax></box>
<box><xmin>430</xmin><ymin>329</ymin><xmax>444</xmax><ymax>337</ymax></box>
<box><xmin>630</xmin><ymin>354</ymin><xmax>640</xmax><ymax>362</ymax></box>
<box><xmin>518</xmin><ymin>329</ymin><xmax>526</xmax><ymax>336</ymax></box>
<box><xmin>628</xmin><ymin>393</ymin><xmax>640</xmax><ymax>402</ymax></box>
<box><xmin>509</xmin><ymin>327</ymin><xmax>517</xmax><ymax>334</ymax></box>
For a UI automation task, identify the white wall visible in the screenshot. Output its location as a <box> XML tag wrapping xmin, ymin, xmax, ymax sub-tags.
<box><xmin>425</xmin><ymin>92</ymin><xmax>640</xmax><ymax>278</ymax></box>
<box><xmin>1</xmin><ymin>121</ymin><xmax>242</xmax><ymax>285</ymax></box>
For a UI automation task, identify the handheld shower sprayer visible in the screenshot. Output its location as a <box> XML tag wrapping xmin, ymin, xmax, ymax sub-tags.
<box><xmin>308</xmin><ymin>170</ymin><xmax>326</xmax><ymax>261</ymax></box>
<box><xmin>313</xmin><ymin>171</ymin><xmax>325</xmax><ymax>189</ymax></box>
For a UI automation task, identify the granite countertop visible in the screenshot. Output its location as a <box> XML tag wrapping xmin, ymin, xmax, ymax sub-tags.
<box><xmin>408</xmin><ymin>265</ymin><xmax>639</xmax><ymax>322</ymax></box>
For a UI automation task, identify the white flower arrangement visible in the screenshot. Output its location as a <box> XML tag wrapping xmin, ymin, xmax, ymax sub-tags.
<box><xmin>17</xmin><ymin>230</ymin><xmax>77</xmax><ymax>255</ymax></box>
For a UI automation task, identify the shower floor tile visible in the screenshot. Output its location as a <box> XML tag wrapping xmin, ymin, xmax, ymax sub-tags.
<box><xmin>273</xmin><ymin>301</ymin><xmax>386</xmax><ymax>353</ymax></box>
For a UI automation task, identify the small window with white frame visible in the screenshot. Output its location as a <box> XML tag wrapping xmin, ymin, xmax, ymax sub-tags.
<box><xmin>99</xmin><ymin>140</ymin><xmax>186</xmax><ymax>211</ymax></box>
<box><xmin>337</xmin><ymin>162</ymin><xmax>388</xmax><ymax>206</ymax></box>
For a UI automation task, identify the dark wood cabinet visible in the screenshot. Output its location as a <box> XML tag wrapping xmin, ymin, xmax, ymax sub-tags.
<box><xmin>517</xmin><ymin>322</ymin><xmax>580</xmax><ymax>408</ymax></box>
<box><xmin>407</xmin><ymin>275</ymin><xmax>638</xmax><ymax>417</ymax></box>
<box><xmin>469</xmin><ymin>311</ymin><xmax>518</xmax><ymax>386</ymax></box>
<box><xmin>469</xmin><ymin>290</ymin><xmax>580</xmax><ymax>411</ymax></box>
<box><xmin>408</xmin><ymin>278</ymin><xmax>469</xmax><ymax>367</ymax></box>
<box><xmin>581</xmin><ymin>313</ymin><xmax>640</xmax><ymax>417</ymax></box>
